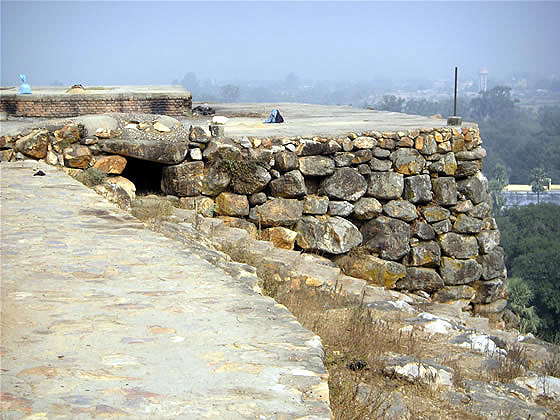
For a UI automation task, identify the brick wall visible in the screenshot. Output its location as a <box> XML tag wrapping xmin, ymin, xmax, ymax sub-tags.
<box><xmin>0</xmin><ymin>94</ymin><xmax>192</xmax><ymax>117</ymax></box>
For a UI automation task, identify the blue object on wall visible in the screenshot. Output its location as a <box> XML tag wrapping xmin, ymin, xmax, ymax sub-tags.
<box><xmin>18</xmin><ymin>74</ymin><xmax>32</xmax><ymax>94</ymax></box>
<box><xmin>264</xmin><ymin>109</ymin><xmax>284</xmax><ymax>123</ymax></box>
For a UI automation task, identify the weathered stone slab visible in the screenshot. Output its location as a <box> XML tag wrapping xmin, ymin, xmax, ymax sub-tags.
<box><xmin>269</xmin><ymin>170</ymin><xmax>307</xmax><ymax>198</ymax></box>
<box><xmin>299</xmin><ymin>156</ymin><xmax>335</xmax><ymax>176</ymax></box>
<box><xmin>100</xmin><ymin>138</ymin><xmax>188</xmax><ymax>164</ymax></box>
<box><xmin>396</xmin><ymin>267</ymin><xmax>444</xmax><ymax>292</ymax></box>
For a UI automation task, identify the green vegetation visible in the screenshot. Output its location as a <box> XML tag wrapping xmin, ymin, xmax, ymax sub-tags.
<box><xmin>72</xmin><ymin>167</ymin><xmax>107</xmax><ymax>187</ymax></box>
<box><xmin>375</xmin><ymin>87</ymin><xmax>560</xmax><ymax>185</ymax></box>
<box><xmin>497</xmin><ymin>204</ymin><xmax>560</xmax><ymax>342</ymax></box>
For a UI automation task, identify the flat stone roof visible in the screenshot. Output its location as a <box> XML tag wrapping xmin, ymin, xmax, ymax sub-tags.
<box><xmin>0</xmin><ymin>85</ymin><xmax>190</xmax><ymax>98</ymax></box>
<box><xmin>191</xmin><ymin>103</ymin><xmax>476</xmax><ymax>138</ymax></box>
<box><xmin>1</xmin><ymin>102</ymin><xmax>476</xmax><ymax>138</ymax></box>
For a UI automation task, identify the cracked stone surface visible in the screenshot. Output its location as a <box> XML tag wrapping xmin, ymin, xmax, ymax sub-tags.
<box><xmin>0</xmin><ymin>161</ymin><xmax>331</xmax><ymax>419</ymax></box>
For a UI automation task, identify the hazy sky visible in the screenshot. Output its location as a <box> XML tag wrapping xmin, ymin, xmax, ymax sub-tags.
<box><xmin>2</xmin><ymin>1</ymin><xmax>559</xmax><ymax>86</ymax></box>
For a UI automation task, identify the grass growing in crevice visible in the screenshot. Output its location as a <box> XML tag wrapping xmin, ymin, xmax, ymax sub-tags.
<box><xmin>488</xmin><ymin>343</ymin><xmax>528</xmax><ymax>383</ymax></box>
<box><xmin>71</xmin><ymin>167</ymin><xmax>107</xmax><ymax>187</ymax></box>
<box><xmin>131</xmin><ymin>198</ymin><xmax>174</xmax><ymax>222</ymax></box>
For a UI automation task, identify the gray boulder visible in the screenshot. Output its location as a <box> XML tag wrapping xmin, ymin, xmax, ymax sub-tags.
<box><xmin>438</xmin><ymin>232</ymin><xmax>479</xmax><ymax>258</ymax></box>
<box><xmin>250</xmin><ymin>198</ymin><xmax>303</xmax><ymax>227</ymax></box>
<box><xmin>404</xmin><ymin>241</ymin><xmax>441</xmax><ymax>267</ymax></box>
<box><xmin>440</xmin><ymin>257</ymin><xmax>483</xmax><ymax>285</ymax></box>
<box><xmin>298</xmin><ymin>156</ymin><xmax>335</xmax><ymax>176</ymax></box>
<box><xmin>269</xmin><ymin>170</ymin><xmax>307</xmax><ymax>198</ymax></box>
<box><xmin>329</xmin><ymin>201</ymin><xmax>354</xmax><ymax>217</ymax></box>
<box><xmin>367</xmin><ymin>172</ymin><xmax>404</xmax><ymax>199</ymax></box>
<box><xmin>231</xmin><ymin>165</ymin><xmax>271</xmax><ymax>195</ymax></box>
<box><xmin>319</xmin><ymin>167</ymin><xmax>367</xmax><ymax>201</ymax></box>
<box><xmin>403</xmin><ymin>175</ymin><xmax>433</xmax><ymax>204</ymax></box>
<box><xmin>477</xmin><ymin>229</ymin><xmax>500</xmax><ymax>254</ymax></box>
<box><xmin>274</xmin><ymin>151</ymin><xmax>299</xmax><ymax>172</ymax></box>
<box><xmin>295</xmin><ymin>216</ymin><xmax>362</xmax><ymax>255</ymax></box>
<box><xmin>390</xmin><ymin>148</ymin><xmax>425</xmax><ymax>175</ymax></box>
<box><xmin>161</xmin><ymin>161</ymin><xmax>204</xmax><ymax>197</ymax></box>
<box><xmin>361</xmin><ymin>216</ymin><xmax>411</xmax><ymax>261</ymax></box>
<box><xmin>383</xmin><ymin>200</ymin><xmax>418</xmax><ymax>222</ymax></box>
<box><xmin>100</xmin><ymin>138</ymin><xmax>188</xmax><ymax>164</ymax></box>
<box><xmin>476</xmin><ymin>246</ymin><xmax>506</xmax><ymax>280</ymax></box>
<box><xmin>353</xmin><ymin>197</ymin><xmax>382</xmax><ymax>220</ymax></box>
<box><xmin>432</xmin><ymin>177</ymin><xmax>457</xmax><ymax>206</ymax></box>
<box><xmin>396</xmin><ymin>267</ymin><xmax>444</xmax><ymax>292</ymax></box>
<box><xmin>453</xmin><ymin>214</ymin><xmax>483</xmax><ymax>234</ymax></box>
<box><xmin>457</xmin><ymin>172</ymin><xmax>489</xmax><ymax>204</ymax></box>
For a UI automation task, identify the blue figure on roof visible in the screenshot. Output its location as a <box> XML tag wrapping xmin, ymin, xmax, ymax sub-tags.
<box><xmin>264</xmin><ymin>109</ymin><xmax>284</xmax><ymax>123</ymax></box>
<box><xmin>18</xmin><ymin>74</ymin><xmax>32</xmax><ymax>94</ymax></box>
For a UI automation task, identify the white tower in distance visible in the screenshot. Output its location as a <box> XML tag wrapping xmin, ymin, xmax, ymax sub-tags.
<box><xmin>479</xmin><ymin>67</ymin><xmax>488</xmax><ymax>92</ymax></box>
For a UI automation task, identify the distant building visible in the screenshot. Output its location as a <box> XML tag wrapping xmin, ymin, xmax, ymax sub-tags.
<box><xmin>479</xmin><ymin>67</ymin><xmax>488</xmax><ymax>92</ymax></box>
<box><xmin>502</xmin><ymin>182</ymin><xmax>560</xmax><ymax>207</ymax></box>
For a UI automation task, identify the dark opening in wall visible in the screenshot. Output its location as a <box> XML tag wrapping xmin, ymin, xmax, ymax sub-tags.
<box><xmin>121</xmin><ymin>157</ymin><xmax>165</xmax><ymax>194</ymax></box>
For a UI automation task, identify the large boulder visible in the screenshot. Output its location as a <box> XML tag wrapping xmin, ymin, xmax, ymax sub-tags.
<box><xmin>161</xmin><ymin>161</ymin><xmax>204</xmax><ymax>196</ymax></box>
<box><xmin>390</xmin><ymin>148</ymin><xmax>425</xmax><ymax>175</ymax></box>
<box><xmin>201</xmin><ymin>164</ymin><xmax>231</xmax><ymax>196</ymax></box>
<box><xmin>431</xmin><ymin>177</ymin><xmax>457</xmax><ymax>206</ymax></box>
<box><xmin>403</xmin><ymin>175</ymin><xmax>433</xmax><ymax>204</ymax></box>
<box><xmin>230</xmin><ymin>164</ymin><xmax>271</xmax><ymax>195</ymax></box>
<box><xmin>383</xmin><ymin>200</ymin><xmax>418</xmax><ymax>222</ymax></box>
<box><xmin>336</xmin><ymin>254</ymin><xmax>406</xmax><ymax>288</ymax></box>
<box><xmin>353</xmin><ymin>197</ymin><xmax>382</xmax><ymax>220</ymax></box>
<box><xmin>453</xmin><ymin>214</ymin><xmax>483</xmax><ymax>234</ymax></box>
<box><xmin>298</xmin><ymin>156</ymin><xmax>335</xmax><ymax>176</ymax></box>
<box><xmin>295</xmin><ymin>216</ymin><xmax>362</xmax><ymax>255</ymax></box>
<box><xmin>440</xmin><ymin>257</ymin><xmax>483</xmax><ymax>285</ymax></box>
<box><xmin>367</xmin><ymin>172</ymin><xmax>404</xmax><ymax>199</ymax></box>
<box><xmin>93</xmin><ymin>155</ymin><xmax>127</xmax><ymax>174</ymax></box>
<box><xmin>15</xmin><ymin>130</ymin><xmax>49</xmax><ymax>159</ymax></box>
<box><xmin>360</xmin><ymin>216</ymin><xmax>410</xmax><ymax>261</ymax></box>
<box><xmin>269</xmin><ymin>170</ymin><xmax>307</xmax><ymax>198</ymax></box>
<box><xmin>250</xmin><ymin>198</ymin><xmax>303</xmax><ymax>227</ymax></box>
<box><xmin>319</xmin><ymin>167</ymin><xmax>367</xmax><ymax>201</ymax></box>
<box><xmin>476</xmin><ymin>246</ymin><xmax>506</xmax><ymax>280</ymax></box>
<box><xmin>274</xmin><ymin>151</ymin><xmax>299</xmax><ymax>172</ymax></box>
<box><xmin>63</xmin><ymin>145</ymin><xmax>92</xmax><ymax>168</ymax></box>
<box><xmin>404</xmin><ymin>241</ymin><xmax>441</xmax><ymax>267</ymax></box>
<box><xmin>215</xmin><ymin>192</ymin><xmax>249</xmax><ymax>217</ymax></box>
<box><xmin>457</xmin><ymin>172</ymin><xmax>489</xmax><ymax>204</ymax></box>
<box><xmin>421</xmin><ymin>206</ymin><xmax>450</xmax><ymax>223</ymax></box>
<box><xmin>477</xmin><ymin>229</ymin><xmax>500</xmax><ymax>254</ymax></box>
<box><xmin>438</xmin><ymin>232</ymin><xmax>479</xmax><ymax>259</ymax></box>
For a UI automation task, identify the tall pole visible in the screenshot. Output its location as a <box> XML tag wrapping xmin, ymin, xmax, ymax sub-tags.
<box><xmin>454</xmin><ymin>66</ymin><xmax>458</xmax><ymax>117</ymax></box>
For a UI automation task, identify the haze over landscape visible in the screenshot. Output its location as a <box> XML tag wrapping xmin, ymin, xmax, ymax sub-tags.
<box><xmin>2</xmin><ymin>1</ymin><xmax>559</xmax><ymax>87</ymax></box>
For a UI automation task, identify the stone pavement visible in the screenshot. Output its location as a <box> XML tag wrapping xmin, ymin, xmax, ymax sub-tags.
<box><xmin>0</xmin><ymin>161</ymin><xmax>330</xmax><ymax>419</ymax></box>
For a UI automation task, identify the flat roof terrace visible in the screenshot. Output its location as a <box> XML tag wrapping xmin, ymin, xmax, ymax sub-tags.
<box><xmin>193</xmin><ymin>103</ymin><xmax>476</xmax><ymax>138</ymax></box>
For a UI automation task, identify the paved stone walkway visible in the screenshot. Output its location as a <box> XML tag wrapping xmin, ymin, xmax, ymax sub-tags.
<box><xmin>0</xmin><ymin>161</ymin><xmax>330</xmax><ymax>419</ymax></box>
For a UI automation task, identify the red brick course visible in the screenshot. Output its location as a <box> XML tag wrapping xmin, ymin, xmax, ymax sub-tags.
<box><xmin>0</xmin><ymin>95</ymin><xmax>192</xmax><ymax>117</ymax></box>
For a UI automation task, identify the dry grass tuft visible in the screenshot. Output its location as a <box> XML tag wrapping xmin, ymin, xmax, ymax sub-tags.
<box><xmin>542</xmin><ymin>350</ymin><xmax>560</xmax><ymax>378</ymax></box>
<box><xmin>131</xmin><ymin>199</ymin><xmax>173</xmax><ymax>222</ymax></box>
<box><xmin>489</xmin><ymin>343</ymin><xmax>528</xmax><ymax>383</ymax></box>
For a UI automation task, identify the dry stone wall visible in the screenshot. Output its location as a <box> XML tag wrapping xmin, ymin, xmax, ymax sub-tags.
<box><xmin>0</xmin><ymin>114</ymin><xmax>507</xmax><ymax>318</ymax></box>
